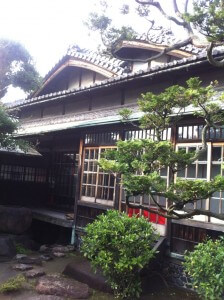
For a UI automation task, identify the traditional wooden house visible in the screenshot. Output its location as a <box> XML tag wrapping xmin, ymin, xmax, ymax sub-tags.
<box><xmin>3</xmin><ymin>30</ymin><xmax>224</xmax><ymax>263</ymax></box>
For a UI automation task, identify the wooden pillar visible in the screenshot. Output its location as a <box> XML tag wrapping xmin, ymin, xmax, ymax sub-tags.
<box><xmin>73</xmin><ymin>137</ymin><xmax>84</xmax><ymax>226</ymax></box>
<box><xmin>166</xmin><ymin>124</ymin><xmax>177</xmax><ymax>243</ymax></box>
<box><xmin>114</xmin><ymin>128</ymin><xmax>125</xmax><ymax>212</ymax></box>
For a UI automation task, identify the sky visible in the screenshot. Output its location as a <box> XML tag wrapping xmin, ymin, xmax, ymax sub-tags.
<box><xmin>0</xmin><ymin>0</ymin><xmax>186</xmax><ymax>102</ymax></box>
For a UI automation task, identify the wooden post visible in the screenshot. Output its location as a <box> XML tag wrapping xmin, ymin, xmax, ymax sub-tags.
<box><xmin>166</xmin><ymin>124</ymin><xmax>177</xmax><ymax>245</ymax></box>
<box><xmin>73</xmin><ymin>137</ymin><xmax>84</xmax><ymax>228</ymax></box>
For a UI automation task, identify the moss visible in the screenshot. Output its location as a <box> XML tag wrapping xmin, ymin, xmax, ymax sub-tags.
<box><xmin>0</xmin><ymin>275</ymin><xmax>26</xmax><ymax>293</ymax></box>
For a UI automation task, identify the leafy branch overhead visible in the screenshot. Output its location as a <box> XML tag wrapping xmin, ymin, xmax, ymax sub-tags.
<box><xmin>0</xmin><ymin>103</ymin><xmax>29</xmax><ymax>150</ymax></box>
<box><xmin>0</xmin><ymin>39</ymin><xmax>42</xmax><ymax>99</ymax></box>
<box><xmin>99</xmin><ymin>77</ymin><xmax>224</xmax><ymax>220</ymax></box>
<box><xmin>0</xmin><ymin>39</ymin><xmax>39</xmax><ymax>149</ymax></box>
<box><xmin>85</xmin><ymin>0</ymin><xmax>224</xmax><ymax>67</ymax></box>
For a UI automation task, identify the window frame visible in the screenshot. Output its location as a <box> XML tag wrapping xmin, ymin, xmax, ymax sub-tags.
<box><xmin>80</xmin><ymin>146</ymin><xmax>117</xmax><ymax>206</ymax></box>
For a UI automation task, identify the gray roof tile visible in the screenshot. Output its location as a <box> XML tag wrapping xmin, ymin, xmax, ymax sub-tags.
<box><xmin>138</xmin><ymin>29</ymin><xmax>205</xmax><ymax>55</ymax></box>
<box><xmin>8</xmin><ymin>42</ymin><xmax>224</xmax><ymax>110</ymax></box>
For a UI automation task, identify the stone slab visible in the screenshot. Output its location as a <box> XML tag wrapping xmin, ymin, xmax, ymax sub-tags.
<box><xmin>63</xmin><ymin>258</ymin><xmax>112</xmax><ymax>293</ymax></box>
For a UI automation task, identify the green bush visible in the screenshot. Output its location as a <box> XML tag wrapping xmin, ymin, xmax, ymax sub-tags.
<box><xmin>0</xmin><ymin>274</ymin><xmax>26</xmax><ymax>293</ymax></box>
<box><xmin>15</xmin><ymin>243</ymin><xmax>31</xmax><ymax>254</ymax></box>
<box><xmin>81</xmin><ymin>210</ymin><xmax>158</xmax><ymax>299</ymax></box>
<box><xmin>183</xmin><ymin>237</ymin><xmax>224</xmax><ymax>300</ymax></box>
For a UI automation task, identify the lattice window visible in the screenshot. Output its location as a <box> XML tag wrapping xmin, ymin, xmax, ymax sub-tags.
<box><xmin>176</xmin><ymin>145</ymin><xmax>208</xmax><ymax>180</ymax></box>
<box><xmin>125</xmin><ymin>128</ymin><xmax>171</xmax><ymax>141</ymax></box>
<box><xmin>210</xmin><ymin>145</ymin><xmax>224</xmax><ymax>214</ymax></box>
<box><xmin>177</xmin><ymin>125</ymin><xmax>224</xmax><ymax>141</ymax></box>
<box><xmin>175</xmin><ymin>143</ymin><xmax>224</xmax><ymax>220</ymax></box>
<box><xmin>81</xmin><ymin>147</ymin><xmax>116</xmax><ymax>206</ymax></box>
<box><xmin>85</xmin><ymin>132</ymin><xmax>120</xmax><ymax>146</ymax></box>
<box><xmin>50</xmin><ymin>152</ymin><xmax>78</xmax><ymax>200</ymax></box>
<box><xmin>0</xmin><ymin>164</ymin><xmax>47</xmax><ymax>183</ymax></box>
<box><xmin>176</xmin><ymin>144</ymin><xmax>208</xmax><ymax>211</ymax></box>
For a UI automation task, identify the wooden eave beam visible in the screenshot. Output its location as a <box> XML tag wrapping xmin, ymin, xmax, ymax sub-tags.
<box><xmin>115</xmin><ymin>40</ymin><xmax>192</xmax><ymax>59</ymax></box>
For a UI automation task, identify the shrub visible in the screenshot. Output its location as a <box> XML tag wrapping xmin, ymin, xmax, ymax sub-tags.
<box><xmin>15</xmin><ymin>243</ymin><xmax>31</xmax><ymax>254</ymax></box>
<box><xmin>0</xmin><ymin>274</ymin><xmax>26</xmax><ymax>293</ymax></box>
<box><xmin>81</xmin><ymin>210</ymin><xmax>158</xmax><ymax>299</ymax></box>
<box><xmin>183</xmin><ymin>237</ymin><xmax>224</xmax><ymax>300</ymax></box>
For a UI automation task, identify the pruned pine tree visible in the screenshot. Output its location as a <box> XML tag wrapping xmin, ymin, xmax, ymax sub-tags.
<box><xmin>99</xmin><ymin>78</ymin><xmax>224</xmax><ymax>221</ymax></box>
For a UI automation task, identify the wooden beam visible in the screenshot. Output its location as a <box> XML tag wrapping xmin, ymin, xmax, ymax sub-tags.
<box><xmin>116</xmin><ymin>40</ymin><xmax>192</xmax><ymax>58</ymax></box>
<box><xmin>74</xmin><ymin>137</ymin><xmax>84</xmax><ymax>228</ymax></box>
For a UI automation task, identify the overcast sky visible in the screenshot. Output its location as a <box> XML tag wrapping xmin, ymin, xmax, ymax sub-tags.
<box><xmin>0</xmin><ymin>0</ymin><xmax>185</xmax><ymax>102</ymax></box>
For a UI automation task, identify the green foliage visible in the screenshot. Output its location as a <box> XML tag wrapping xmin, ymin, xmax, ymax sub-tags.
<box><xmin>99</xmin><ymin>78</ymin><xmax>224</xmax><ymax>219</ymax></box>
<box><xmin>85</xmin><ymin>13</ymin><xmax>112</xmax><ymax>32</ymax></box>
<box><xmin>100</xmin><ymin>139</ymin><xmax>224</xmax><ymax>209</ymax></box>
<box><xmin>119</xmin><ymin>108</ymin><xmax>133</xmax><ymax>122</ymax></box>
<box><xmin>185</xmin><ymin>0</ymin><xmax>224</xmax><ymax>42</ymax></box>
<box><xmin>0</xmin><ymin>104</ymin><xmax>29</xmax><ymax>150</ymax></box>
<box><xmin>184</xmin><ymin>237</ymin><xmax>224</xmax><ymax>300</ymax></box>
<box><xmin>81</xmin><ymin>210</ymin><xmax>158</xmax><ymax>299</ymax></box>
<box><xmin>15</xmin><ymin>243</ymin><xmax>31</xmax><ymax>255</ymax></box>
<box><xmin>0</xmin><ymin>275</ymin><xmax>26</xmax><ymax>293</ymax></box>
<box><xmin>84</xmin><ymin>3</ymin><xmax>137</xmax><ymax>52</ymax></box>
<box><xmin>138</xmin><ymin>78</ymin><xmax>224</xmax><ymax>138</ymax></box>
<box><xmin>0</xmin><ymin>38</ymin><xmax>42</xmax><ymax>98</ymax></box>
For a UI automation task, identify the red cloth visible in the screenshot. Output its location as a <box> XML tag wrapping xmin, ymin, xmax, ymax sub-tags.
<box><xmin>128</xmin><ymin>208</ymin><xmax>165</xmax><ymax>225</ymax></box>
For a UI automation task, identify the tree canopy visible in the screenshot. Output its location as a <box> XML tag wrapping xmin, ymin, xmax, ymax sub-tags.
<box><xmin>99</xmin><ymin>77</ymin><xmax>224</xmax><ymax>221</ymax></box>
<box><xmin>0</xmin><ymin>39</ymin><xmax>42</xmax><ymax>99</ymax></box>
<box><xmin>0</xmin><ymin>39</ymin><xmax>40</xmax><ymax>149</ymax></box>
<box><xmin>85</xmin><ymin>0</ymin><xmax>224</xmax><ymax>67</ymax></box>
<box><xmin>0</xmin><ymin>103</ymin><xmax>26</xmax><ymax>150</ymax></box>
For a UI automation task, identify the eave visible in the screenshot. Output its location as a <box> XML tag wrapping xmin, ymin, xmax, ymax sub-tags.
<box><xmin>114</xmin><ymin>40</ymin><xmax>193</xmax><ymax>59</ymax></box>
<box><xmin>33</xmin><ymin>58</ymin><xmax>117</xmax><ymax>97</ymax></box>
<box><xmin>8</xmin><ymin>49</ymin><xmax>224</xmax><ymax>111</ymax></box>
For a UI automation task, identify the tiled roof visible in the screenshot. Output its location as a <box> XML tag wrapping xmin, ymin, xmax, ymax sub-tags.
<box><xmin>43</xmin><ymin>48</ymin><xmax>129</xmax><ymax>82</ymax></box>
<box><xmin>15</xmin><ymin>104</ymin><xmax>140</xmax><ymax>136</ymax></box>
<box><xmin>8</xmin><ymin>47</ymin><xmax>224</xmax><ymax>110</ymax></box>
<box><xmin>136</xmin><ymin>29</ymin><xmax>204</xmax><ymax>55</ymax></box>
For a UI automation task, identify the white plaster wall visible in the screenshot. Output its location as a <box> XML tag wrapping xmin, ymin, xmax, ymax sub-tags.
<box><xmin>68</xmin><ymin>69</ymin><xmax>80</xmax><ymax>90</ymax></box>
<box><xmin>81</xmin><ymin>69</ymin><xmax>94</xmax><ymax>87</ymax></box>
<box><xmin>95</xmin><ymin>73</ymin><xmax>107</xmax><ymax>83</ymax></box>
<box><xmin>150</xmin><ymin>54</ymin><xmax>168</xmax><ymax>68</ymax></box>
<box><xmin>132</xmin><ymin>61</ymin><xmax>149</xmax><ymax>73</ymax></box>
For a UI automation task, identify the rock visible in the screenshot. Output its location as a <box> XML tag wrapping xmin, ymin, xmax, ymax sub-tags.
<box><xmin>0</xmin><ymin>236</ymin><xmax>16</xmax><ymax>261</ymax></box>
<box><xmin>36</xmin><ymin>275</ymin><xmax>89</xmax><ymax>299</ymax></box>
<box><xmin>40</xmin><ymin>254</ymin><xmax>53</xmax><ymax>261</ymax></box>
<box><xmin>24</xmin><ymin>296</ymin><xmax>64</xmax><ymax>300</ymax></box>
<box><xmin>15</xmin><ymin>254</ymin><xmax>28</xmax><ymax>260</ymax></box>
<box><xmin>66</xmin><ymin>245</ymin><xmax>75</xmax><ymax>252</ymax></box>
<box><xmin>53</xmin><ymin>252</ymin><xmax>65</xmax><ymax>258</ymax></box>
<box><xmin>25</xmin><ymin>268</ymin><xmax>46</xmax><ymax>278</ymax></box>
<box><xmin>63</xmin><ymin>259</ymin><xmax>112</xmax><ymax>293</ymax></box>
<box><xmin>0</xmin><ymin>206</ymin><xmax>32</xmax><ymax>235</ymax></box>
<box><xmin>51</xmin><ymin>246</ymin><xmax>70</xmax><ymax>253</ymax></box>
<box><xmin>39</xmin><ymin>245</ymin><xmax>50</xmax><ymax>253</ymax></box>
<box><xmin>12</xmin><ymin>263</ymin><xmax>33</xmax><ymax>271</ymax></box>
<box><xmin>11</xmin><ymin>234</ymin><xmax>39</xmax><ymax>251</ymax></box>
<box><xmin>17</xmin><ymin>256</ymin><xmax>42</xmax><ymax>266</ymax></box>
